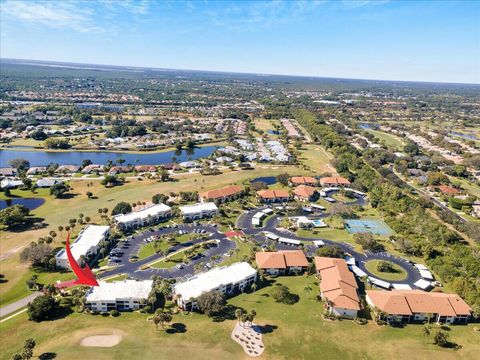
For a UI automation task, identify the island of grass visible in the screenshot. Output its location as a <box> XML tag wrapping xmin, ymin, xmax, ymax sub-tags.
<box><xmin>364</xmin><ymin>259</ymin><xmax>408</xmax><ymax>281</ymax></box>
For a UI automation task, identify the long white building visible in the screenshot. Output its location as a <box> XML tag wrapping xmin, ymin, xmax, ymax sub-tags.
<box><xmin>179</xmin><ymin>202</ymin><xmax>218</xmax><ymax>221</ymax></box>
<box><xmin>173</xmin><ymin>262</ymin><xmax>257</xmax><ymax>310</ymax></box>
<box><xmin>112</xmin><ymin>203</ymin><xmax>172</xmax><ymax>229</ymax></box>
<box><xmin>84</xmin><ymin>280</ymin><xmax>153</xmax><ymax>312</ymax></box>
<box><xmin>55</xmin><ymin>225</ymin><xmax>110</xmax><ymax>268</ymax></box>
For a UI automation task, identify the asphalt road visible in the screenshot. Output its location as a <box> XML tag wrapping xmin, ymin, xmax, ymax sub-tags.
<box><xmin>99</xmin><ymin>223</ymin><xmax>235</xmax><ymax>281</ymax></box>
<box><xmin>0</xmin><ymin>291</ymin><xmax>42</xmax><ymax>318</ymax></box>
<box><xmin>237</xmin><ymin>202</ymin><xmax>422</xmax><ymax>287</ymax></box>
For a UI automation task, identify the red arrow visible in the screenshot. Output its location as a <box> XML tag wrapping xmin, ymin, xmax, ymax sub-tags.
<box><xmin>63</xmin><ymin>232</ymin><xmax>99</xmax><ymax>287</ymax></box>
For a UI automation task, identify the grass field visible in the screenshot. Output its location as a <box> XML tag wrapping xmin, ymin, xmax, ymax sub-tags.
<box><xmin>365</xmin><ymin>128</ymin><xmax>405</xmax><ymax>151</ymax></box>
<box><xmin>297</xmin><ymin>144</ymin><xmax>335</xmax><ymax>174</ymax></box>
<box><xmin>364</xmin><ymin>259</ymin><xmax>408</xmax><ymax>281</ymax></box>
<box><xmin>0</xmin><ymin>166</ymin><xmax>308</xmax><ymax>308</ymax></box>
<box><xmin>1</xmin><ymin>275</ymin><xmax>479</xmax><ymax>360</ymax></box>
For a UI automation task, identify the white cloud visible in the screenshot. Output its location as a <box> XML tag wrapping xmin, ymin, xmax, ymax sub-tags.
<box><xmin>1</xmin><ymin>0</ymin><xmax>154</xmax><ymax>33</ymax></box>
<box><xmin>1</xmin><ymin>0</ymin><xmax>103</xmax><ymax>33</ymax></box>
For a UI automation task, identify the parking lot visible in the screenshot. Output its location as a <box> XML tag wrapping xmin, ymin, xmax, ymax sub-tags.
<box><xmin>99</xmin><ymin>222</ymin><xmax>236</xmax><ymax>280</ymax></box>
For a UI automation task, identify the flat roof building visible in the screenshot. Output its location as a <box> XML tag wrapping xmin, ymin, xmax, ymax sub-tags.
<box><xmin>85</xmin><ymin>280</ymin><xmax>153</xmax><ymax>312</ymax></box>
<box><xmin>173</xmin><ymin>262</ymin><xmax>257</xmax><ymax>310</ymax></box>
<box><xmin>179</xmin><ymin>202</ymin><xmax>218</xmax><ymax>221</ymax></box>
<box><xmin>55</xmin><ymin>225</ymin><xmax>110</xmax><ymax>268</ymax></box>
<box><xmin>112</xmin><ymin>203</ymin><xmax>172</xmax><ymax>229</ymax></box>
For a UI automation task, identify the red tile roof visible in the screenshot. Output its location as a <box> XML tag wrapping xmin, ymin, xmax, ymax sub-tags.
<box><xmin>290</xmin><ymin>176</ymin><xmax>318</xmax><ymax>185</ymax></box>
<box><xmin>366</xmin><ymin>290</ymin><xmax>472</xmax><ymax>317</ymax></box>
<box><xmin>257</xmin><ymin>189</ymin><xmax>290</xmax><ymax>199</ymax></box>
<box><xmin>315</xmin><ymin>257</ymin><xmax>360</xmax><ymax>311</ymax></box>
<box><xmin>256</xmin><ymin>250</ymin><xmax>308</xmax><ymax>269</ymax></box>
<box><xmin>320</xmin><ymin>177</ymin><xmax>351</xmax><ymax>186</ymax></box>
<box><xmin>200</xmin><ymin>185</ymin><xmax>243</xmax><ymax>200</ymax></box>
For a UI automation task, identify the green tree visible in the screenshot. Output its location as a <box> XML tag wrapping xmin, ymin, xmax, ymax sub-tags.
<box><xmin>111</xmin><ymin>202</ymin><xmax>132</xmax><ymax>216</ymax></box>
<box><xmin>49</xmin><ymin>183</ymin><xmax>70</xmax><ymax>198</ymax></box>
<box><xmin>27</xmin><ymin>295</ymin><xmax>58</xmax><ymax>322</ymax></box>
<box><xmin>8</xmin><ymin>158</ymin><xmax>30</xmax><ymax>172</ymax></box>
<box><xmin>196</xmin><ymin>290</ymin><xmax>225</xmax><ymax>316</ymax></box>
<box><xmin>0</xmin><ymin>205</ymin><xmax>29</xmax><ymax>228</ymax></box>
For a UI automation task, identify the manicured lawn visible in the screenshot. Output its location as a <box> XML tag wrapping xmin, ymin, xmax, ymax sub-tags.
<box><xmin>1</xmin><ymin>275</ymin><xmax>479</xmax><ymax>360</ymax></box>
<box><xmin>298</xmin><ymin>144</ymin><xmax>335</xmax><ymax>174</ymax></box>
<box><xmin>0</xmin><ymin>166</ymin><xmax>306</xmax><ymax>307</ymax></box>
<box><xmin>364</xmin><ymin>259</ymin><xmax>408</xmax><ymax>281</ymax></box>
<box><xmin>364</xmin><ymin>128</ymin><xmax>405</xmax><ymax>150</ymax></box>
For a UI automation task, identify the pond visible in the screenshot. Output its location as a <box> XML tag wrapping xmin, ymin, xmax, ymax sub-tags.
<box><xmin>359</xmin><ymin>123</ymin><xmax>378</xmax><ymax>130</ymax></box>
<box><xmin>0</xmin><ymin>146</ymin><xmax>218</xmax><ymax>167</ymax></box>
<box><xmin>0</xmin><ymin>197</ymin><xmax>45</xmax><ymax>211</ymax></box>
<box><xmin>449</xmin><ymin>131</ymin><xmax>478</xmax><ymax>140</ymax></box>
<box><xmin>250</xmin><ymin>176</ymin><xmax>277</xmax><ymax>185</ymax></box>
<box><xmin>266</xmin><ymin>130</ymin><xmax>279</xmax><ymax>135</ymax></box>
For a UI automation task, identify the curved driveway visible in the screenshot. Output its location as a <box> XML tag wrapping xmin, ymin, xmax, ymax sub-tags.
<box><xmin>237</xmin><ymin>207</ymin><xmax>422</xmax><ymax>287</ymax></box>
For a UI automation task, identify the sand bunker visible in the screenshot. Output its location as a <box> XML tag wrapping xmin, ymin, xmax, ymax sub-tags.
<box><xmin>80</xmin><ymin>333</ymin><xmax>122</xmax><ymax>347</ymax></box>
<box><xmin>231</xmin><ymin>322</ymin><xmax>264</xmax><ymax>357</ymax></box>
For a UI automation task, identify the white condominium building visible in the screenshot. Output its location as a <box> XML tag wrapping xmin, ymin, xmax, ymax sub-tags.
<box><xmin>112</xmin><ymin>203</ymin><xmax>172</xmax><ymax>229</ymax></box>
<box><xmin>55</xmin><ymin>225</ymin><xmax>110</xmax><ymax>268</ymax></box>
<box><xmin>179</xmin><ymin>202</ymin><xmax>218</xmax><ymax>221</ymax></box>
<box><xmin>173</xmin><ymin>262</ymin><xmax>257</xmax><ymax>310</ymax></box>
<box><xmin>85</xmin><ymin>280</ymin><xmax>153</xmax><ymax>312</ymax></box>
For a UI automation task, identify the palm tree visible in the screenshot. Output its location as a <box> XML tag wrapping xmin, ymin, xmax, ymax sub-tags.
<box><xmin>251</xmin><ymin>283</ymin><xmax>257</xmax><ymax>293</ymax></box>
<box><xmin>235</xmin><ymin>308</ymin><xmax>244</xmax><ymax>326</ymax></box>
<box><xmin>423</xmin><ymin>325</ymin><xmax>430</xmax><ymax>344</ymax></box>
<box><xmin>304</xmin><ymin>286</ymin><xmax>313</xmax><ymax>300</ymax></box>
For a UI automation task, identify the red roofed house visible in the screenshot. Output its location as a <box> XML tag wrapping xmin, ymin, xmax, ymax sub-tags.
<box><xmin>320</xmin><ymin>176</ymin><xmax>351</xmax><ymax>187</ymax></box>
<box><xmin>315</xmin><ymin>257</ymin><xmax>360</xmax><ymax>318</ymax></box>
<box><xmin>256</xmin><ymin>189</ymin><xmax>291</xmax><ymax>203</ymax></box>
<box><xmin>256</xmin><ymin>250</ymin><xmax>309</xmax><ymax>275</ymax></box>
<box><xmin>289</xmin><ymin>176</ymin><xmax>318</xmax><ymax>186</ymax></box>
<box><xmin>366</xmin><ymin>290</ymin><xmax>472</xmax><ymax>324</ymax></box>
<box><xmin>434</xmin><ymin>185</ymin><xmax>460</xmax><ymax>196</ymax></box>
<box><xmin>293</xmin><ymin>185</ymin><xmax>318</xmax><ymax>202</ymax></box>
<box><xmin>199</xmin><ymin>185</ymin><xmax>244</xmax><ymax>203</ymax></box>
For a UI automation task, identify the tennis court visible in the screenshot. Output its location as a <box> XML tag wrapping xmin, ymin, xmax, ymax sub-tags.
<box><xmin>344</xmin><ymin>219</ymin><xmax>392</xmax><ymax>236</ymax></box>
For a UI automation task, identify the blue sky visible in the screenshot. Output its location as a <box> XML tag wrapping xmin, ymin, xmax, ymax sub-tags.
<box><xmin>1</xmin><ymin>0</ymin><xmax>479</xmax><ymax>83</ymax></box>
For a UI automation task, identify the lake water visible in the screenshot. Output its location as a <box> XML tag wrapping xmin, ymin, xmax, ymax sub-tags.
<box><xmin>359</xmin><ymin>123</ymin><xmax>378</xmax><ymax>130</ymax></box>
<box><xmin>449</xmin><ymin>131</ymin><xmax>478</xmax><ymax>140</ymax></box>
<box><xmin>250</xmin><ymin>176</ymin><xmax>277</xmax><ymax>185</ymax></box>
<box><xmin>0</xmin><ymin>197</ymin><xmax>45</xmax><ymax>210</ymax></box>
<box><xmin>0</xmin><ymin>146</ymin><xmax>218</xmax><ymax>167</ymax></box>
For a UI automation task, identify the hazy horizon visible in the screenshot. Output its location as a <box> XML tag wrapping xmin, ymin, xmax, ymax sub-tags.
<box><xmin>1</xmin><ymin>1</ymin><xmax>479</xmax><ymax>84</ymax></box>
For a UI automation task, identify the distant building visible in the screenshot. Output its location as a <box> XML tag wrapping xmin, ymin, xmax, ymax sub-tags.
<box><xmin>112</xmin><ymin>203</ymin><xmax>172</xmax><ymax>229</ymax></box>
<box><xmin>0</xmin><ymin>179</ymin><xmax>23</xmax><ymax>189</ymax></box>
<box><xmin>315</xmin><ymin>257</ymin><xmax>360</xmax><ymax>318</ymax></box>
<box><xmin>173</xmin><ymin>262</ymin><xmax>257</xmax><ymax>310</ymax></box>
<box><xmin>35</xmin><ymin>178</ymin><xmax>63</xmax><ymax>188</ymax></box>
<box><xmin>55</xmin><ymin>225</ymin><xmax>110</xmax><ymax>268</ymax></box>
<box><xmin>366</xmin><ymin>290</ymin><xmax>472</xmax><ymax>324</ymax></box>
<box><xmin>199</xmin><ymin>185</ymin><xmax>244</xmax><ymax>203</ymax></box>
<box><xmin>289</xmin><ymin>176</ymin><xmax>318</xmax><ymax>186</ymax></box>
<box><xmin>255</xmin><ymin>250</ymin><xmax>308</xmax><ymax>275</ymax></box>
<box><xmin>0</xmin><ymin>168</ymin><xmax>16</xmax><ymax>177</ymax></box>
<box><xmin>56</xmin><ymin>165</ymin><xmax>80</xmax><ymax>174</ymax></box>
<box><xmin>433</xmin><ymin>185</ymin><xmax>460</xmax><ymax>196</ymax></box>
<box><xmin>320</xmin><ymin>177</ymin><xmax>351</xmax><ymax>187</ymax></box>
<box><xmin>179</xmin><ymin>202</ymin><xmax>218</xmax><ymax>221</ymax></box>
<box><xmin>26</xmin><ymin>167</ymin><xmax>47</xmax><ymax>175</ymax></box>
<box><xmin>85</xmin><ymin>280</ymin><xmax>153</xmax><ymax>312</ymax></box>
<box><xmin>293</xmin><ymin>185</ymin><xmax>318</xmax><ymax>202</ymax></box>
<box><xmin>257</xmin><ymin>189</ymin><xmax>291</xmax><ymax>203</ymax></box>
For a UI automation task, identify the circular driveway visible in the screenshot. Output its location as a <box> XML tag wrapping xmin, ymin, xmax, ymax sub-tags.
<box><xmin>237</xmin><ymin>208</ymin><xmax>422</xmax><ymax>287</ymax></box>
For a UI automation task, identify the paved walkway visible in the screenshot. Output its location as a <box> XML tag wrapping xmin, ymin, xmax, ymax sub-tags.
<box><xmin>0</xmin><ymin>291</ymin><xmax>42</xmax><ymax>318</ymax></box>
